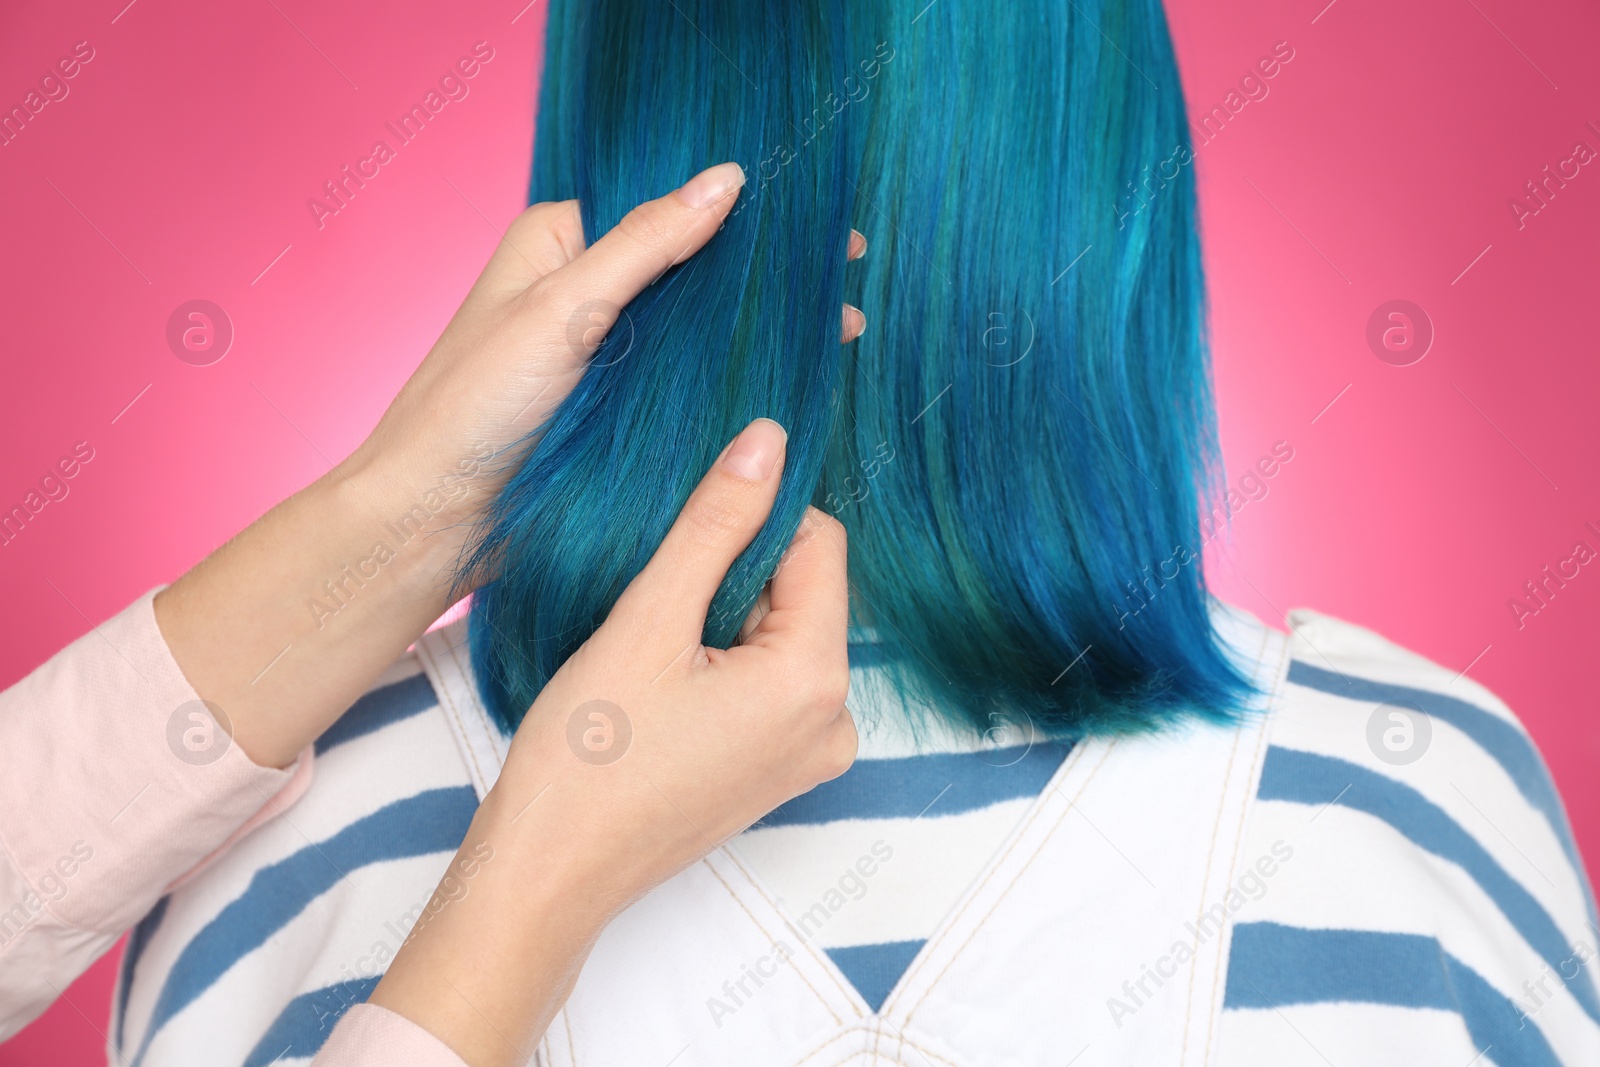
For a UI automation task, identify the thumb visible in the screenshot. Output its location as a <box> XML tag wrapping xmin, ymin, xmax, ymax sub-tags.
<box><xmin>608</xmin><ymin>419</ymin><xmax>788</xmax><ymax>656</ymax></box>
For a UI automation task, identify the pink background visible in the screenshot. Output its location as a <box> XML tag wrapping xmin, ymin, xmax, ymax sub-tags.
<box><xmin>0</xmin><ymin>0</ymin><xmax>1595</xmax><ymax>1061</ymax></box>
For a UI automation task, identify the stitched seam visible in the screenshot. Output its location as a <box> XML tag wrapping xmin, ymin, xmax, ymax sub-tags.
<box><xmin>415</xmin><ymin>634</ymin><xmax>491</xmax><ymax>795</ymax></box>
<box><xmin>703</xmin><ymin>859</ymin><xmax>845</xmax><ymax>1026</ymax></box>
<box><xmin>899</xmin><ymin>740</ymin><xmax>1118</xmax><ymax>1026</ymax></box>
<box><xmin>1198</xmin><ymin>715</ymin><xmax>1271</xmax><ymax>1064</ymax></box>
<box><xmin>452</xmin><ymin>632</ymin><xmax>515</xmax><ymax>780</ymax></box>
<box><xmin>1176</xmin><ymin>720</ymin><xmax>1246</xmax><ymax>1061</ymax></box>
<box><xmin>444</xmin><ymin>626</ymin><xmax>503</xmax><ymax>761</ymax></box>
<box><xmin>1200</xmin><ymin>628</ymin><xmax>1292</xmax><ymax>1067</ymax></box>
<box><xmin>888</xmin><ymin>739</ymin><xmax>1095</xmax><ymax>1012</ymax></box>
<box><xmin>889</xmin><ymin>1034</ymin><xmax>962</xmax><ymax>1067</ymax></box>
<box><xmin>883</xmin><ymin>739</ymin><xmax>1093</xmax><ymax>1008</ymax></box>
<box><xmin>790</xmin><ymin>1027</ymin><xmax>859</xmax><ymax>1066</ymax></box>
<box><xmin>823</xmin><ymin>1052</ymin><xmax>909</xmax><ymax>1067</ymax></box>
<box><xmin>1177</xmin><ymin>625</ymin><xmax>1268</xmax><ymax>1062</ymax></box>
<box><xmin>787</xmin><ymin>1023</ymin><xmax>965</xmax><ymax>1067</ymax></box>
<box><xmin>900</xmin><ymin>743</ymin><xmax>1115</xmax><ymax>1024</ymax></box>
<box><xmin>435</xmin><ymin>631</ymin><xmax>562</xmax><ymax>1063</ymax></box>
<box><xmin>718</xmin><ymin>846</ymin><xmax>865</xmax><ymax>1015</ymax></box>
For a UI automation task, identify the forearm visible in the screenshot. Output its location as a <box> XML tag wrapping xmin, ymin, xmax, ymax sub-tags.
<box><xmin>152</xmin><ymin>163</ymin><xmax>760</xmax><ymax>773</ymax></box>
<box><xmin>153</xmin><ymin>448</ymin><xmax>473</xmax><ymax>769</ymax></box>
<box><xmin>365</xmin><ymin>779</ymin><xmax>617</xmax><ymax>1067</ymax></box>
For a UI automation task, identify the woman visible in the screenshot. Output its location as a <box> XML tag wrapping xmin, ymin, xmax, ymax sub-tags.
<box><xmin>3</xmin><ymin>0</ymin><xmax>1596</xmax><ymax>1064</ymax></box>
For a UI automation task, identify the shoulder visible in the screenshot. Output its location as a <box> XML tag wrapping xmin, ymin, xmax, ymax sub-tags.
<box><xmin>1268</xmin><ymin>606</ymin><xmax>1542</xmax><ymax>789</ymax></box>
<box><xmin>1217</xmin><ymin>606</ymin><xmax>1600</xmax><ymax>1064</ymax></box>
<box><xmin>1264</xmin><ymin>607</ymin><xmax>1570</xmax><ymax>855</ymax></box>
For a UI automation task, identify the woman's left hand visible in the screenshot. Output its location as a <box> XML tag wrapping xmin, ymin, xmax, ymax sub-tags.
<box><xmin>345</xmin><ymin>162</ymin><xmax>750</xmax><ymax>573</ymax></box>
<box><xmin>154</xmin><ymin>162</ymin><xmax>863</xmax><ymax>770</ymax></box>
<box><xmin>344</xmin><ymin>163</ymin><xmax>868</xmax><ymax>582</ymax></box>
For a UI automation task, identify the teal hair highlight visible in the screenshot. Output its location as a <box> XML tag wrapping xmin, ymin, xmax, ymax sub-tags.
<box><xmin>455</xmin><ymin>0</ymin><xmax>1255</xmax><ymax>740</ymax></box>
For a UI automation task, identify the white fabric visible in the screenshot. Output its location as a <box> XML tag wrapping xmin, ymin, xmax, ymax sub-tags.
<box><xmin>415</xmin><ymin>605</ymin><xmax>1290</xmax><ymax>1066</ymax></box>
<box><xmin>110</xmin><ymin>601</ymin><xmax>1600</xmax><ymax>1066</ymax></box>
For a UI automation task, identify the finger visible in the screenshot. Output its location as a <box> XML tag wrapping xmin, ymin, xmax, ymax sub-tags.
<box><xmin>848</xmin><ymin>229</ymin><xmax>867</xmax><ymax>261</ymax></box>
<box><xmin>843</xmin><ymin>304</ymin><xmax>866</xmax><ymax>344</ymax></box>
<box><xmin>610</xmin><ymin>419</ymin><xmax>788</xmax><ymax>653</ymax></box>
<box><xmin>748</xmin><ymin>507</ymin><xmax>849</xmax><ymax>661</ymax></box>
<box><xmin>470</xmin><ymin>200</ymin><xmax>588</xmax><ymax>303</ymax></box>
<box><xmin>737</xmin><ymin>585</ymin><xmax>773</xmax><ymax>644</ymax></box>
<box><xmin>536</xmin><ymin>162</ymin><xmax>746</xmax><ymax>335</ymax></box>
<box><xmin>820</xmin><ymin>707</ymin><xmax>860</xmax><ymax>781</ymax></box>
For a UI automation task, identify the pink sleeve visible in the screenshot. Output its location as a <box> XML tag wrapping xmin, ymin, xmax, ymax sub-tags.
<box><xmin>0</xmin><ymin>586</ymin><xmax>316</xmax><ymax>1040</ymax></box>
<box><xmin>312</xmin><ymin>1005</ymin><xmax>469</xmax><ymax>1067</ymax></box>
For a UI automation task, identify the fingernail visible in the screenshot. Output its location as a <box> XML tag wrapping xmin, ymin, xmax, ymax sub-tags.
<box><xmin>723</xmin><ymin>418</ymin><xmax>786</xmax><ymax>481</ymax></box>
<box><xmin>843</xmin><ymin>304</ymin><xmax>866</xmax><ymax>342</ymax></box>
<box><xmin>677</xmin><ymin>162</ymin><xmax>746</xmax><ymax>209</ymax></box>
<box><xmin>848</xmin><ymin>229</ymin><xmax>867</xmax><ymax>260</ymax></box>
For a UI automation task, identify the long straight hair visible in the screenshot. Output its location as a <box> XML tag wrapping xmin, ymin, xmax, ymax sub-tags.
<box><xmin>453</xmin><ymin>0</ymin><xmax>1256</xmax><ymax>740</ymax></box>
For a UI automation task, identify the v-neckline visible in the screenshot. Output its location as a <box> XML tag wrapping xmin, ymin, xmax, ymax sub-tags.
<box><xmin>709</xmin><ymin>737</ymin><xmax>1098</xmax><ymax>1025</ymax></box>
<box><xmin>414</xmin><ymin>615</ymin><xmax>1096</xmax><ymax>1026</ymax></box>
<box><xmin>414</xmin><ymin>604</ymin><xmax>1291</xmax><ymax>1066</ymax></box>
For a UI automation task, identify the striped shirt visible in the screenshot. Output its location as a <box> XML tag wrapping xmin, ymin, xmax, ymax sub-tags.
<box><xmin>730</xmin><ymin>646</ymin><xmax>1074</xmax><ymax>1013</ymax></box>
<box><xmin>109</xmin><ymin>604</ymin><xmax>1600</xmax><ymax>1065</ymax></box>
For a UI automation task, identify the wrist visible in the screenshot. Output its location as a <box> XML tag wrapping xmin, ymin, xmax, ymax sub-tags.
<box><xmin>475</xmin><ymin>773</ymin><xmax>647</xmax><ymax>928</ymax></box>
<box><xmin>321</xmin><ymin>440</ymin><xmax>485</xmax><ymax>606</ymax></box>
<box><xmin>157</xmin><ymin>444</ymin><xmax>480</xmax><ymax>770</ymax></box>
<box><xmin>370</xmin><ymin>792</ymin><xmax>616</xmax><ymax>1066</ymax></box>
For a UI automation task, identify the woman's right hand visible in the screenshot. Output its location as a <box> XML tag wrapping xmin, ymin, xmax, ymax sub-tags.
<box><xmin>494</xmin><ymin>417</ymin><xmax>858</xmax><ymax>905</ymax></box>
<box><xmin>367</xmin><ymin>418</ymin><xmax>856</xmax><ymax>1067</ymax></box>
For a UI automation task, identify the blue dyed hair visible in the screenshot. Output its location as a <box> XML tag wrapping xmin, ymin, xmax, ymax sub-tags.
<box><xmin>454</xmin><ymin>0</ymin><xmax>1255</xmax><ymax>739</ymax></box>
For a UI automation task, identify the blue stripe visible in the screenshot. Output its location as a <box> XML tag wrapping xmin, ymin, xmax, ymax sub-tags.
<box><xmin>131</xmin><ymin>786</ymin><xmax>478</xmax><ymax>1066</ymax></box>
<box><xmin>114</xmin><ymin>895</ymin><xmax>168</xmax><ymax>1053</ymax></box>
<box><xmin>826</xmin><ymin>940</ymin><xmax>925</xmax><ymax>1012</ymax></box>
<box><xmin>1225</xmin><ymin>922</ymin><xmax>1560</xmax><ymax>1067</ymax></box>
<box><xmin>1258</xmin><ymin>746</ymin><xmax>1600</xmax><ymax>1024</ymax></box>
<box><xmin>754</xmin><ymin>742</ymin><xmax>1072</xmax><ymax>828</ymax></box>
<box><xmin>1286</xmin><ymin>660</ymin><xmax>1580</xmax><ymax>867</ymax></box>
<box><xmin>315</xmin><ymin>673</ymin><xmax>438</xmax><ymax>755</ymax></box>
<box><xmin>241</xmin><ymin>977</ymin><xmax>381</xmax><ymax>1067</ymax></box>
